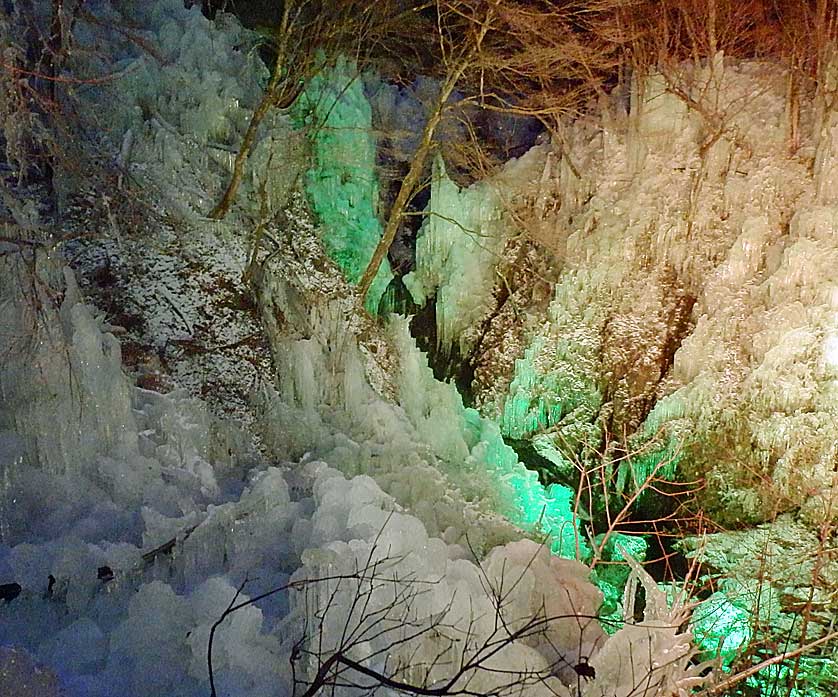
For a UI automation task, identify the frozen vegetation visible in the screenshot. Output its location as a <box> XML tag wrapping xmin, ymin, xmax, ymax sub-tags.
<box><xmin>3</xmin><ymin>0</ymin><xmax>838</xmax><ymax>695</ymax></box>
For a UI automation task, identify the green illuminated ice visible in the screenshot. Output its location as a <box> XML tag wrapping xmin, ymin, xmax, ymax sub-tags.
<box><xmin>391</xmin><ymin>320</ymin><xmax>590</xmax><ymax>560</ymax></box>
<box><xmin>500</xmin><ymin>334</ymin><xmax>602</xmax><ymax>442</ymax></box>
<box><xmin>292</xmin><ymin>58</ymin><xmax>392</xmax><ymax>313</ymax></box>
<box><xmin>691</xmin><ymin>592</ymin><xmax>752</xmax><ymax>667</ymax></box>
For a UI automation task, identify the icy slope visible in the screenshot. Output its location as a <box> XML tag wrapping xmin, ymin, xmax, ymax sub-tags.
<box><xmin>252</xmin><ymin>191</ymin><xmax>585</xmax><ymax>560</ymax></box>
<box><xmin>0</xmin><ymin>239</ymin><xmax>704</xmax><ymax>696</ymax></box>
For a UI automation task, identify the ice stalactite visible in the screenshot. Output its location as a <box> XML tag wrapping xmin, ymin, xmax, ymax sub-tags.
<box><xmin>405</xmin><ymin>154</ymin><xmax>503</xmax><ymax>357</ymax></box>
<box><xmin>405</xmin><ymin>146</ymin><xmax>554</xmax><ymax>360</ymax></box>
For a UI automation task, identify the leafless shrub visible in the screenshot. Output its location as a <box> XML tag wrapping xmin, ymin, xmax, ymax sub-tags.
<box><xmin>209</xmin><ymin>525</ymin><xmax>711</xmax><ymax>697</ymax></box>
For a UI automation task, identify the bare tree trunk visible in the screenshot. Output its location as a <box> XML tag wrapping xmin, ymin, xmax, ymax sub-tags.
<box><xmin>208</xmin><ymin>4</ymin><xmax>292</xmax><ymax>220</ymax></box>
<box><xmin>207</xmin><ymin>79</ymin><xmax>279</xmax><ymax>220</ymax></box>
<box><xmin>357</xmin><ymin>61</ymin><xmax>468</xmax><ymax>304</ymax></box>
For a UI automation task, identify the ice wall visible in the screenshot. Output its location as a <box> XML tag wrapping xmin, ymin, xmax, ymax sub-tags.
<box><xmin>73</xmin><ymin>0</ymin><xmax>293</xmax><ymax>214</ymax></box>
<box><xmin>406</xmin><ymin>147</ymin><xmax>552</xmax><ymax>358</ymax></box>
<box><xmin>468</xmin><ymin>57</ymin><xmax>838</xmax><ymax>525</ymax></box>
<box><xmin>630</xmin><ymin>59</ymin><xmax>838</xmax><ymax>524</ymax></box>
<box><xmin>61</xmin><ymin>0</ymin><xmax>301</xmax><ymax>422</ymax></box>
<box><xmin>0</xmin><ymin>251</ymin><xmax>138</xmax><ymax>480</ymax></box>
<box><xmin>293</xmin><ymin>57</ymin><xmax>393</xmax><ymax>314</ymax></box>
<box><xmin>0</xmin><ymin>238</ymin><xmax>282</xmax><ymax>695</ymax></box>
<box><xmin>0</xmin><ymin>238</ymin><xmax>249</xmax><ymax>541</ymax></box>
<box><xmin>60</xmin><ymin>0</ymin><xmax>581</xmax><ymax>563</ymax></box>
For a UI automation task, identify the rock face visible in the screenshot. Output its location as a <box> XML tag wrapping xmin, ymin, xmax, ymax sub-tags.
<box><xmin>422</xmin><ymin>56</ymin><xmax>838</xmax><ymax>526</ymax></box>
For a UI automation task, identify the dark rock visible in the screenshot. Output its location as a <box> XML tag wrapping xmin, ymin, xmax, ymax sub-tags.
<box><xmin>0</xmin><ymin>583</ymin><xmax>21</xmax><ymax>603</ymax></box>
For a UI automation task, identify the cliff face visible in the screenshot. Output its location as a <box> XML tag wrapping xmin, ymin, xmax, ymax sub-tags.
<box><xmin>3</xmin><ymin>0</ymin><xmax>838</xmax><ymax>692</ymax></box>
<box><xmin>0</xmin><ymin>5</ymin><xmax>645</xmax><ymax>695</ymax></box>
<box><xmin>418</xmin><ymin>56</ymin><xmax>838</xmax><ymax>527</ymax></box>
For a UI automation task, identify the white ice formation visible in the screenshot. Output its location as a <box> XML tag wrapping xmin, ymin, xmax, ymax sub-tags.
<box><xmin>0</xmin><ymin>2</ymin><xmax>710</xmax><ymax>696</ymax></box>
<box><xmin>457</xmin><ymin>55</ymin><xmax>838</xmax><ymax>525</ymax></box>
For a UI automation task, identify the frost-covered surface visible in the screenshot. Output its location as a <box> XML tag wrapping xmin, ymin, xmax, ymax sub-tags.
<box><xmin>0</xmin><ymin>1</ymin><xmax>710</xmax><ymax>695</ymax></box>
<box><xmin>465</xmin><ymin>56</ymin><xmax>838</xmax><ymax>527</ymax></box>
<box><xmin>682</xmin><ymin>515</ymin><xmax>838</xmax><ymax>655</ymax></box>
<box><xmin>65</xmin><ymin>217</ymin><xmax>274</xmax><ymax>423</ymax></box>
<box><xmin>66</xmin><ymin>0</ymin><xmax>297</xmax><ymax>219</ymax></box>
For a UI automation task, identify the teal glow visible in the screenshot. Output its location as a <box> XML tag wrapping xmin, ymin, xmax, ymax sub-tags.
<box><xmin>747</xmin><ymin>658</ymin><xmax>838</xmax><ymax>697</ymax></box>
<box><xmin>500</xmin><ymin>336</ymin><xmax>602</xmax><ymax>442</ymax></box>
<box><xmin>595</xmin><ymin>533</ymin><xmax>648</xmax><ymax>589</ymax></box>
<box><xmin>699</xmin><ymin>581</ymin><xmax>837</xmax><ymax>696</ymax></box>
<box><xmin>471</xmin><ymin>407</ymin><xmax>589</xmax><ymax>560</ymax></box>
<box><xmin>595</xmin><ymin>579</ymin><xmax>623</xmax><ymax>634</ymax></box>
<box><xmin>292</xmin><ymin>58</ymin><xmax>392</xmax><ymax>313</ymax></box>
<box><xmin>591</xmin><ymin>534</ymin><xmax>648</xmax><ymax>634</ymax></box>
<box><xmin>691</xmin><ymin>592</ymin><xmax>752</xmax><ymax>667</ymax></box>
